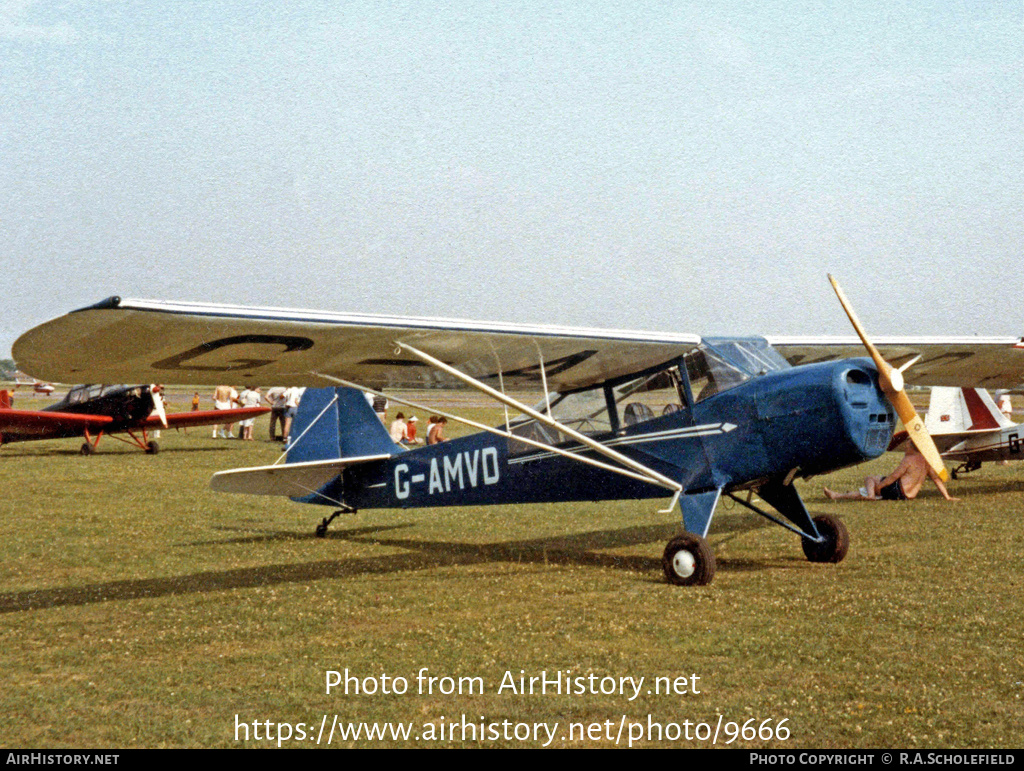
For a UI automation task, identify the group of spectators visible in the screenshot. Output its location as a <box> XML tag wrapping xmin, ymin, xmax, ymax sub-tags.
<box><xmin>386</xmin><ymin>412</ymin><xmax>448</xmax><ymax>446</ymax></box>
<box><xmin>207</xmin><ymin>385</ymin><xmax>304</xmax><ymax>442</ymax></box>
<box><xmin>206</xmin><ymin>385</ymin><xmax>455</xmax><ymax>448</ymax></box>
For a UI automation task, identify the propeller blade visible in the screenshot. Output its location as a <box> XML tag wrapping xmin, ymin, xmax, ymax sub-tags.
<box><xmin>827</xmin><ymin>274</ymin><xmax>899</xmax><ymax>394</ymax></box>
<box><xmin>827</xmin><ymin>275</ymin><xmax>948</xmax><ymax>482</ymax></box>
<box><xmin>150</xmin><ymin>385</ymin><xmax>168</xmax><ymax>428</ymax></box>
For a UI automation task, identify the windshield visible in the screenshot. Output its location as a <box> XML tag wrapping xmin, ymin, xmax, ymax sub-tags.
<box><xmin>703</xmin><ymin>338</ymin><xmax>790</xmax><ymax>377</ymax></box>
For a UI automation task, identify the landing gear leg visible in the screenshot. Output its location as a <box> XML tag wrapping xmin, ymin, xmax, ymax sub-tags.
<box><xmin>315</xmin><ymin>504</ymin><xmax>357</xmax><ymax>537</ymax></box>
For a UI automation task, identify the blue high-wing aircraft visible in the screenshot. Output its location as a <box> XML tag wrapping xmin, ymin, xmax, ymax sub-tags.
<box><xmin>13</xmin><ymin>281</ymin><xmax>1024</xmax><ymax>585</ymax></box>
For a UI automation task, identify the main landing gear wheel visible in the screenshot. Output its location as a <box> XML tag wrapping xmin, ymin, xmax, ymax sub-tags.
<box><xmin>802</xmin><ymin>513</ymin><xmax>849</xmax><ymax>564</ymax></box>
<box><xmin>145</xmin><ymin>441</ymin><xmax>159</xmax><ymax>454</ymax></box>
<box><xmin>662</xmin><ymin>533</ymin><xmax>716</xmax><ymax>586</ymax></box>
<box><xmin>80</xmin><ymin>443</ymin><xmax>94</xmax><ymax>456</ymax></box>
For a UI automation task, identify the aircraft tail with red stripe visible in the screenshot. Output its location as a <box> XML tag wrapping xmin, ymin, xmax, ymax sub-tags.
<box><xmin>924</xmin><ymin>387</ymin><xmax>1015</xmax><ymax>436</ymax></box>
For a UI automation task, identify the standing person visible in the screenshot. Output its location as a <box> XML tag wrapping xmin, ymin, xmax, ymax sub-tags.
<box><xmin>824</xmin><ymin>444</ymin><xmax>958</xmax><ymax>502</ymax></box>
<box><xmin>184</xmin><ymin>390</ymin><xmax>200</xmax><ymax>434</ymax></box>
<box><xmin>998</xmin><ymin>392</ymin><xmax>1013</xmax><ymax>421</ymax></box>
<box><xmin>997</xmin><ymin>392</ymin><xmax>1013</xmax><ymax>465</ymax></box>
<box><xmin>264</xmin><ymin>386</ymin><xmax>287</xmax><ymax>441</ymax></box>
<box><xmin>213</xmin><ymin>385</ymin><xmax>238</xmax><ymax>438</ymax></box>
<box><xmin>237</xmin><ymin>385</ymin><xmax>262</xmax><ymax>441</ymax></box>
<box><xmin>281</xmin><ymin>385</ymin><xmax>303</xmax><ymax>444</ymax></box>
<box><xmin>152</xmin><ymin>384</ymin><xmax>164</xmax><ymax>438</ymax></box>
<box><xmin>372</xmin><ymin>393</ymin><xmax>388</xmax><ymax>424</ymax></box>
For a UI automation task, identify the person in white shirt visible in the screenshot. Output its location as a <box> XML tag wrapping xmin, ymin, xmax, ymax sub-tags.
<box><xmin>282</xmin><ymin>386</ymin><xmax>304</xmax><ymax>443</ymax></box>
<box><xmin>389</xmin><ymin>412</ymin><xmax>408</xmax><ymax>444</ymax></box>
<box><xmin>237</xmin><ymin>386</ymin><xmax>262</xmax><ymax>440</ymax></box>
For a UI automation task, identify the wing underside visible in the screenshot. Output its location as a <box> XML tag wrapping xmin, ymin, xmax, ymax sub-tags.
<box><xmin>14</xmin><ymin>298</ymin><xmax>702</xmax><ymax>391</ymax></box>
<box><xmin>13</xmin><ymin>298</ymin><xmax>1024</xmax><ymax>392</ymax></box>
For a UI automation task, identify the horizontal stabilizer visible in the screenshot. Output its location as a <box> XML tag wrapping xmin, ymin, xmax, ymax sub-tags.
<box><xmin>210</xmin><ymin>454</ymin><xmax>390</xmax><ymax>496</ymax></box>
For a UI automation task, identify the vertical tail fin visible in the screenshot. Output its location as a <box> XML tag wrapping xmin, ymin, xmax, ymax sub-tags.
<box><xmin>0</xmin><ymin>390</ymin><xmax>11</xmax><ymax>410</ymax></box>
<box><xmin>286</xmin><ymin>387</ymin><xmax>402</xmax><ymax>464</ymax></box>
<box><xmin>925</xmin><ymin>387</ymin><xmax>1013</xmax><ymax>435</ymax></box>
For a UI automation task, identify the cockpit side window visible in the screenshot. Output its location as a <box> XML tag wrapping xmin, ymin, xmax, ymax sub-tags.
<box><xmin>507</xmin><ymin>361</ymin><xmax>689</xmax><ymax>456</ymax></box>
<box><xmin>611</xmin><ymin>366</ymin><xmax>687</xmax><ymax>425</ymax></box>
<box><xmin>507</xmin><ymin>389</ymin><xmax>613</xmax><ymax>455</ymax></box>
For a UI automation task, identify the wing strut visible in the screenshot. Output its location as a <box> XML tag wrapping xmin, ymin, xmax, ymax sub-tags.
<box><xmin>389</xmin><ymin>341</ymin><xmax>684</xmax><ymax>495</ymax></box>
<box><xmin>313</xmin><ymin>372</ymin><xmax>680</xmax><ymax>492</ymax></box>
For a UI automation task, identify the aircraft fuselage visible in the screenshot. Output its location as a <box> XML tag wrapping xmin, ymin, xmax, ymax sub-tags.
<box><xmin>300</xmin><ymin>358</ymin><xmax>895</xmax><ymax>510</ymax></box>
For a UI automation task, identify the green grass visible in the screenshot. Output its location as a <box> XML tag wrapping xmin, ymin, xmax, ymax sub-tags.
<box><xmin>0</xmin><ymin>392</ymin><xmax>1022</xmax><ymax>748</ymax></box>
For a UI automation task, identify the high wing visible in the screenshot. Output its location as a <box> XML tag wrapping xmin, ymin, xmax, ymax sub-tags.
<box><xmin>767</xmin><ymin>336</ymin><xmax>1024</xmax><ymax>389</ymax></box>
<box><xmin>0</xmin><ymin>409</ymin><xmax>114</xmax><ymax>440</ymax></box>
<box><xmin>141</xmin><ymin>407</ymin><xmax>270</xmax><ymax>429</ymax></box>
<box><xmin>14</xmin><ymin>297</ymin><xmax>703</xmax><ymax>391</ymax></box>
<box><xmin>15</xmin><ymin>297</ymin><xmax>1024</xmax><ymax>392</ymax></box>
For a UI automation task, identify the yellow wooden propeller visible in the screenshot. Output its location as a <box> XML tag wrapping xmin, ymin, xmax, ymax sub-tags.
<box><xmin>828</xmin><ymin>274</ymin><xmax>948</xmax><ymax>482</ymax></box>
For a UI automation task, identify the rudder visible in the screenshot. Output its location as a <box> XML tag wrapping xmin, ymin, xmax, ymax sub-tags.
<box><xmin>287</xmin><ymin>387</ymin><xmax>401</xmax><ymax>464</ymax></box>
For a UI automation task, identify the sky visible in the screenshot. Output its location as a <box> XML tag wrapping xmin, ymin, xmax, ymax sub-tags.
<box><xmin>2</xmin><ymin>1</ymin><xmax>1022</xmax><ymax>358</ymax></box>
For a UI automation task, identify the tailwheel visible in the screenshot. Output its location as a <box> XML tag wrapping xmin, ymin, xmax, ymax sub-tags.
<box><xmin>802</xmin><ymin>513</ymin><xmax>849</xmax><ymax>563</ymax></box>
<box><xmin>80</xmin><ymin>442</ymin><xmax>94</xmax><ymax>456</ymax></box>
<box><xmin>145</xmin><ymin>441</ymin><xmax>159</xmax><ymax>454</ymax></box>
<box><xmin>315</xmin><ymin>505</ymin><xmax>357</xmax><ymax>538</ymax></box>
<box><xmin>951</xmin><ymin>461</ymin><xmax>980</xmax><ymax>480</ymax></box>
<box><xmin>662</xmin><ymin>533</ymin><xmax>716</xmax><ymax>586</ymax></box>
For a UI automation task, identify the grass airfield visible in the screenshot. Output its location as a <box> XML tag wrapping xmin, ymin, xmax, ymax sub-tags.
<box><xmin>1</xmin><ymin>394</ymin><xmax>1022</xmax><ymax>748</ymax></box>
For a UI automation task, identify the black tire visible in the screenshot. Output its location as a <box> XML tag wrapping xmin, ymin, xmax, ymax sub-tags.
<box><xmin>802</xmin><ymin>513</ymin><xmax>849</xmax><ymax>563</ymax></box>
<box><xmin>145</xmin><ymin>441</ymin><xmax>159</xmax><ymax>455</ymax></box>
<box><xmin>662</xmin><ymin>533</ymin><xmax>716</xmax><ymax>586</ymax></box>
<box><xmin>80</xmin><ymin>443</ymin><xmax>93</xmax><ymax>456</ymax></box>
<box><xmin>315</xmin><ymin>520</ymin><xmax>328</xmax><ymax>538</ymax></box>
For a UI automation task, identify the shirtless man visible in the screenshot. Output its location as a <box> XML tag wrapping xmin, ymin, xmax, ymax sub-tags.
<box><xmin>213</xmin><ymin>384</ymin><xmax>238</xmax><ymax>439</ymax></box>
<box><xmin>824</xmin><ymin>444</ymin><xmax>958</xmax><ymax>502</ymax></box>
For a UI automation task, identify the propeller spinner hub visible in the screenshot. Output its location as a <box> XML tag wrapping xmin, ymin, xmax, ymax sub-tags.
<box><xmin>887</xmin><ymin>367</ymin><xmax>904</xmax><ymax>393</ymax></box>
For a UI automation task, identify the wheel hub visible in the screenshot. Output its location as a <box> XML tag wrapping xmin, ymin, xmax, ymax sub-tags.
<box><xmin>671</xmin><ymin>550</ymin><xmax>696</xmax><ymax>579</ymax></box>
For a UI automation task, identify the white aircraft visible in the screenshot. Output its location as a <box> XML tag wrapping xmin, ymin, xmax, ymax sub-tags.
<box><xmin>913</xmin><ymin>387</ymin><xmax>1022</xmax><ymax>478</ymax></box>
